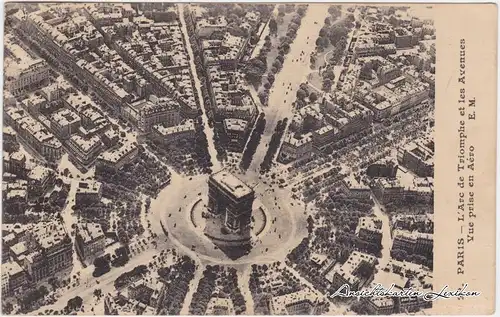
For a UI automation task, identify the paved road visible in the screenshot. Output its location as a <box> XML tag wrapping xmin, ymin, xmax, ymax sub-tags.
<box><xmin>179</xmin><ymin>4</ymin><xmax>221</xmax><ymax>172</ymax></box>
<box><xmin>180</xmin><ymin>262</ymin><xmax>204</xmax><ymax>314</ymax></box>
<box><xmin>247</xmin><ymin>5</ymin><xmax>332</xmax><ymax>173</ymax></box>
<box><xmin>149</xmin><ymin>171</ymin><xmax>306</xmax><ymax>266</ymax></box>
<box><xmin>238</xmin><ymin>267</ymin><xmax>256</xmax><ymax>314</ymax></box>
<box><xmin>145</xmin><ymin>172</ymin><xmax>308</xmax><ymax>311</ymax></box>
<box><xmin>26</xmin><ymin>5</ymin><xmax>381</xmax><ymax>314</ymax></box>
<box><xmin>30</xmin><ymin>247</ymin><xmax>162</xmax><ymax>315</ymax></box>
<box><xmin>372</xmin><ymin>196</ymin><xmax>393</xmax><ymax>268</ymax></box>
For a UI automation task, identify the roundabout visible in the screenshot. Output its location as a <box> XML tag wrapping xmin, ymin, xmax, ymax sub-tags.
<box><xmin>151</xmin><ymin>171</ymin><xmax>309</xmax><ymax>265</ymax></box>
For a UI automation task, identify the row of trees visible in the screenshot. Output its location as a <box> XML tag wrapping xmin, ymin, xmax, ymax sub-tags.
<box><xmin>188</xmin><ymin>266</ymin><xmax>218</xmax><ymax>314</ymax></box>
<box><xmin>246</xmin><ymin>5</ymin><xmax>307</xmax><ymax>98</ymax></box>
<box><xmin>18</xmin><ymin>285</ymin><xmax>49</xmax><ymax>311</ymax></box>
<box><xmin>221</xmin><ymin>268</ymin><xmax>246</xmax><ymax>314</ymax></box>
<box><xmin>260</xmin><ymin>9</ymin><xmax>305</xmax><ymax>94</ymax></box>
<box><xmin>249</xmin><ymin>263</ymin><xmax>302</xmax><ymax>299</ymax></box>
<box><xmin>201</xmin><ymin>3</ymin><xmax>274</xmax><ymax>23</ymax></box>
<box><xmin>296</xmin><ymin>85</ymin><xmax>319</xmax><ymax>102</ymax></box>
<box><xmin>189</xmin><ymin>265</ymin><xmax>247</xmax><ymax>315</ymax></box>
<box><xmin>391</xmin><ymin>248</ymin><xmax>433</xmax><ymax>269</ymax></box>
<box><xmin>158</xmin><ymin>256</ymin><xmax>196</xmax><ymax>315</ymax></box>
<box><xmin>114</xmin><ymin>264</ymin><xmax>149</xmax><ymax>289</ymax></box>
<box><xmin>260</xmin><ymin>118</ymin><xmax>288</xmax><ymax>173</ymax></box>
<box><xmin>240</xmin><ymin>113</ymin><xmax>266</xmax><ymax>170</ymax></box>
<box><xmin>245</xmin><ymin>56</ymin><xmax>268</xmax><ymax>90</ymax></box>
<box><xmin>315</xmin><ymin>5</ymin><xmax>352</xmax><ymax>75</ymax></box>
<box><xmin>286</xmin><ymin>194</ymin><xmax>380</xmax><ymax>292</ymax></box>
<box><xmin>95</xmin><ymin>145</ymin><xmax>171</xmax><ymax>197</ymax></box>
<box><xmin>93</xmin><ymin>254</ymin><xmax>111</xmax><ymax>277</ymax></box>
<box><xmin>193</xmin><ymin>121</ymin><xmax>216</xmax><ymax>172</ymax></box>
<box><xmin>293</xmin><ymin>83</ymin><xmax>320</xmax><ymax>110</ymax></box>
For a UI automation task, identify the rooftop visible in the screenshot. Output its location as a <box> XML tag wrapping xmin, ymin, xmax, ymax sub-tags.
<box><xmin>77</xmin><ymin>222</ymin><xmax>105</xmax><ymax>244</ymax></box>
<box><xmin>271</xmin><ymin>288</ymin><xmax>321</xmax><ymax>314</ymax></box>
<box><xmin>69</xmin><ymin>134</ymin><xmax>102</xmax><ymax>153</ymax></box>
<box><xmin>98</xmin><ymin>141</ymin><xmax>137</xmax><ymax>164</ymax></box>
<box><xmin>223</xmin><ymin>118</ymin><xmax>248</xmax><ymax>132</ymax></box>
<box><xmin>28</xmin><ymin>165</ymin><xmax>52</xmax><ymax>182</ymax></box>
<box><xmin>153</xmin><ymin>120</ymin><xmax>195</xmax><ymax>136</ymax></box>
<box><xmin>393</xmin><ymin>229</ymin><xmax>433</xmax><ymax>242</ymax></box>
<box><xmin>356</xmin><ymin>216</ymin><xmax>383</xmax><ymax>234</ymax></box>
<box><xmin>210</xmin><ymin>170</ymin><xmax>253</xmax><ymax>198</ymax></box>
<box><xmin>2</xmin><ymin>260</ymin><xmax>24</xmax><ymax>277</ymax></box>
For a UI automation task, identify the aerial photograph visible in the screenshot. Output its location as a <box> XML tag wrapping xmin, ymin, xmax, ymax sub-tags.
<box><xmin>2</xmin><ymin>3</ymin><xmax>435</xmax><ymax>315</ymax></box>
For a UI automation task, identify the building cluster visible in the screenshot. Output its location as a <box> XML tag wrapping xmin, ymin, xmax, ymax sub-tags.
<box><xmin>5</xmin><ymin>82</ymin><xmax>134</xmax><ymax>170</ymax></box>
<box><xmin>347</xmin><ymin>9</ymin><xmax>435</xmax><ymax>119</ymax></box>
<box><xmin>339</xmin><ymin>173</ymin><xmax>371</xmax><ymax>200</ymax></box>
<box><xmin>2</xmin><ymin>174</ymin><xmax>29</xmax><ymax>204</ymax></box>
<box><xmin>354</xmin><ymin>73</ymin><xmax>430</xmax><ymax>121</ymax></box>
<box><xmin>152</xmin><ymin>119</ymin><xmax>196</xmax><ymax>145</ymax></box>
<box><xmin>104</xmin><ymin>290</ymin><xmax>158</xmax><ymax>315</ymax></box>
<box><xmin>75</xmin><ymin>180</ymin><xmax>103</xmax><ymax>206</ymax></box>
<box><xmin>2</xmin><ymin>220</ymin><xmax>73</xmax><ymax>295</ymax></box>
<box><xmin>391</xmin><ymin>214</ymin><xmax>433</xmax><ymax>232</ymax></box>
<box><xmin>100</xmin><ymin>9</ymin><xmax>199</xmax><ymax>118</ymax></box>
<box><xmin>269</xmin><ymin>288</ymin><xmax>327</xmax><ymax>315</ymax></box>
<box><xmin>85</xmin><ymin>3</ymin><xmax>135</xmax><ymax>28</ymax></box>
<box><xmin>15</xmin><ymin>6</ymin><xmax>132</xmax><ymax>110</ymax></box>
<box><xmin>328</xmin><ymin>251</ymin><xmax>378</xmax><ymax>291</ymax></box>
<box><xmin>362</xmin><ymin>258</ymin><xmax>432</xmax><ymax>314</ymax></box>
<box><xmin>2</xmin><ymin>123</ymin><xmax>61</xmax><ymax>207</ymax></box>
<box><xmin>3</xmin><ymin>126</ymin><xmax>19</xmax><ymax>153</ymax></box>
<box><xmin>279</xmin><ymin>7</ymin><xmax>435</xmax><ymax>162</ymax></box>
<box><xmin>74</xmin><ymin>222</ymin><xmax>106</xmax><ymax>264</ymax></box>
<box><xmin>96</xmin><ymin>139</ymin><xmax>139</xmax><ymax>171</ymax></box>
<box><xmin>127</xmin><ymin>276</ymin><xmax>165</xmax><ymax>311</ymax></box>
<box><xmin>190</xmin><ymin>6</ymin><xmax>261</xmax><ymax>68</ymax></box>
<box><xmin>3</xmin><ymin>151</ymin><xmax>27</xmax><ymax>182</ymax></box>
<box><xmin>11</xmin><ymin>4</ymin><xmax>201</xmax><ymax>150</ymax></box>
<box><xmin>104</xmin><ymin>266</ymin><xmax>178</xmax><ymax>315</ymax></box>
<box><xmin>206</xmin><ymin>66</ymin><xmax>257</xmax><ymax>152</ymax></box>
<box><xmin>201</xmin><ymin>32</ymin><xmax>248</xmax><ymax>69</ymax></box>
<box><xmin>124</xmin><ymin>95</ymin><xmax>182</xmax><ymax>133</ymax></box>
<box><xmin>397</xmin><ymin>134</ymin><xmax>434</xmax><ymax>177</ymax></box>
<box><xmin>5</xmin><ymin>106</ymin><xmax>64</xmax><ymax>161</ymax></box>
<box><xmin>371</xmin><ymin>173</ymin><xmax>433</xmax><ymax>205</ymax></box>
<box><xmin>4</xmin><ymin>34</ymin><xmax>50</xmax><ymax>97</ymax></box>
<box><xmin>371</xmin><ymin>135</ymin><xmax>434</xmax><ymax>206</ymax></box>
<box><xmin>188</xmin><ymin>6</ymin><xmax>261</xmax><ymax>152</ymax></box>
<box><xmin>355</xmin><ymin>216</ymin><xmax>383</xmax><ymax>252</ymax></box>
<box><xmin>3</xmin><ymin>53</ymin><xmax>145</xmax><ymax>172</ymax></box>
<box><xmin>281</xmin><ymin>92</ymin><xmax>373</xmax><ymax>161</ymax></box>
<box><xmin>391</xmin><ymin>229</ymin><xmax>433</xmax><ymax>260</ymax></box>
<box><xmin>353</xmin><ymin>7</ymin><xmax>435</xmax><ymax>59</ymax></box>
<box><xmin>3</xmin><ymin>156</ymin><xmax>56</xmax><ymax>204</ymax></box>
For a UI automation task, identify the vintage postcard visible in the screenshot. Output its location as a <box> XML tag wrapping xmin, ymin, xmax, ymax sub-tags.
<box><xmin>1</xmin><ymin>2</ymin><xmax>496</xmax><ymax>315</ymax></box>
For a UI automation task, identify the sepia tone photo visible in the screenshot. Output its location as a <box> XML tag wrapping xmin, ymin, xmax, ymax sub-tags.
<box><xmin>1</xmin><ymin>2</ymin><xmax>496</xmax><ymax>316</ymax></box>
